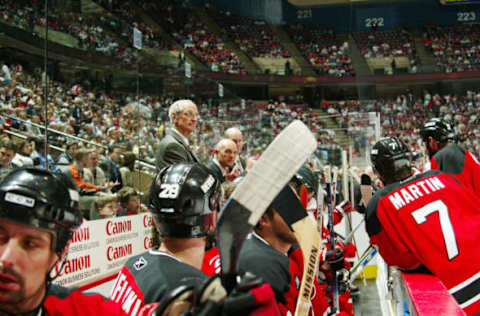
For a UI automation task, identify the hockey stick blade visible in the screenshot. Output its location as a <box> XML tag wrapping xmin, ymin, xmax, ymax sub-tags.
<box><xmin>216</xmin><ymin>120</ymin><xmax>316</xmax><ymax>291</ymax></box>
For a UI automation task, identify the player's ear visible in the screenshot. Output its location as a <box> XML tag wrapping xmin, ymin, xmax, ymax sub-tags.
<box><xmin>428</xmin><ymin>136</ymin><xmax>437</xmax><ymax>151</ymax></box>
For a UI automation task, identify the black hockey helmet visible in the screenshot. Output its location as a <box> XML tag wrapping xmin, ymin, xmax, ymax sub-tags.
<box><xmin>292</xmin><ymin>165</ymin><xmax>318</xmax><ymax>195</ymax></box>
<box><xmin>149</xmin><ymin>163</ymin><xmax>221</xmax><ymax>238</ymax></box>
<box><xmin>419</xmin><ymin>118</ymin><xmax>455</xmax><ymax>144</ymax></box>
<box><xmin>0</xmin><ymin>168</ymin><xmax>82</xmax><ymax>254</ymax></box>
<box><xmin>371</xmin><ymin>137</ymin><xmax>412</xmax><ymax>184</ymax></box>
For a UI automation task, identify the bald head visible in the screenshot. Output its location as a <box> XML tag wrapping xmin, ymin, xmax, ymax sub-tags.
<box><xmin>224</xmin><ymin>127</ymin><xmax>243</xmax><ymax>152</ymax></box>
<box><xmin>215</xmin><ymin>138</ymin><xmax>237</xmax><ymax>169</ymax></box>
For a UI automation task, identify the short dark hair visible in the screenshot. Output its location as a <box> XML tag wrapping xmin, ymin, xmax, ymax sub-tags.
<box><xmin>117</xmin><ymin>186</ymin><xmax>138</xmax><ymax>204</ymax></box>
<box><xmin>108</xmin><ymin>144</ymin><xmax>122</xmax><ymax>154</ymax></box>
<box><xmin>254</xmin><ymin>206</ymin><xmax>274</xmax><ymax>231</ymax></box>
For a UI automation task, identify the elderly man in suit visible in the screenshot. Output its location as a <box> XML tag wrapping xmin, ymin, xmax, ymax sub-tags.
<box><xmin>206</xmin><ymin>138</ymin><xmax>239</xmax><ymax>184</ymax></box>
<box><xmin>155</xmin><ymin>100</ymin><xmax>199</xmax><ymax>171</ymax></box>
<box><xmin>224</xmin><ymin>127</ymin><xmax>246</xmax><ymax>175</ymax></box>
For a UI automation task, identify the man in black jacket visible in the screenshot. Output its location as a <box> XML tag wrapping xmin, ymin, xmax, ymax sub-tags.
<box><xmin>206</xmin><ymin>138</ymin><xmax>239</xmax><ymax>184</ymax></box>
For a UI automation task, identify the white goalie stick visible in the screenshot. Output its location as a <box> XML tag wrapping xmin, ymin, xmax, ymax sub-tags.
<box><xmin>216</xmin><ymin>120</ymin><xmax>317</xmax><ymax>292</ymax></box>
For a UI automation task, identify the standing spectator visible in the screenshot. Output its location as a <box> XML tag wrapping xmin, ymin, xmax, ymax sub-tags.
<box><xmin>99</xmin><ymin>144</ymin><xmax>123</xmax><ymax>193</ymax></box>
<box><xmin>206</xmin><ymin>138</ymin><xmax>239</xmax><ymax>184</ymax></box>
<box><xmin>224</xmin><ymin>127</ymin><xmax>246</xmax><ymax>174</ymax></box>
<box><xmin>0</xmin><ymin>139</ymin><xmax>16</xmax><ymax>180</ymax></box>
<box><xmin>119</xmin><ymin>151</ymin><xmax>136</xmax><ymax>188</ymax></box>
<box><xmin>154</xmin><ymin>100</ymin><xmax>199</xmax><ymax>171</ymax></box>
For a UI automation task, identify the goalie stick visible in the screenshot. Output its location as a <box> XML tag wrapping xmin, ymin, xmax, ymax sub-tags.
<box><xmin>216</xmin><ymin>120</ymin><xmax>316</xmax><ymax>292</ymax></box>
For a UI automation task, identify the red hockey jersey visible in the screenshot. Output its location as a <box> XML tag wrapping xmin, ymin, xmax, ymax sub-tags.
<box><xmin>201</xmin><ymin>246</ymin><xmax>221</xmax><ymax>277</ymax></box>
<box><xmin>431</xmin><ymin>143</ymin><xmax>480</xmax><ymax>198</ymax></box>
<box><xmin>366</xmin><ymin>170</ymin><xmax>480</xmax><ymax>315</ymax></box>
<box><xmin>285</xmin><ymin>247</ymin><xmax>330</xmax><ymax>316</ymax></box>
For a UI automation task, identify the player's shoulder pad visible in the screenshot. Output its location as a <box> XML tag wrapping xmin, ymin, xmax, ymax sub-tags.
<box><xmin>47</xmin><ymin>284</ymin><xmax>75</xmax><ymax>300</ymax></box>
<box><xmin>432</xmin><ymin>143</ymin><xmax>466</xmax><ymax>174</ymax></box>
<box><xmin>366</xmin><ymin>170</ymin><xmax>442</xmax><ymax>236</ymax></box>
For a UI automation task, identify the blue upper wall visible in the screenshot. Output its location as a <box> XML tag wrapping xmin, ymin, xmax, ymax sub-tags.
<box><xmin>192</xmin><ymin>0</ymin><xmax>480</xmax><ymax>32</ymax></box>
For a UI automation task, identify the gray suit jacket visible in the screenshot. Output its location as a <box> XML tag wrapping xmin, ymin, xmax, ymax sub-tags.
<box><xmin>155</xmin><ymin>128</ymin><xmax>198</xmax><ymax>171</ymax></box>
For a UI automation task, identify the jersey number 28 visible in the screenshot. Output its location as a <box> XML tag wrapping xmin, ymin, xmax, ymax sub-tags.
<box><xmin>412</xmin><ymin>200</ymin><xmax>459</xmax><ymax>260</ymax></box>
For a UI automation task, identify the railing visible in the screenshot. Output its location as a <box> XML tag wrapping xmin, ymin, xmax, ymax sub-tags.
<box><xmin>1</xmin><ymin>114</ymin><xmax>157</xmax><ymax>193</ymax></box>
<box><xmin>400</xmin><ymin>272</ymin><xmax>465</xmax><ymax>316</ymax></box>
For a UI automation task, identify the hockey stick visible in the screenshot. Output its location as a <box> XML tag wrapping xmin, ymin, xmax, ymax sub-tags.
<box><xmin>216</xmin><ymin>120</ymin><xmax>316</xmax><ymax>292</ymax></box>
<box><xmin>325</xmin><ymin>166</ymin><xmax>339</xmax><ymax>313</ymax></box>
<box><xmin>271</xmin><ymin>185</ymin><xmax>322</xmax><ymax>316</ymax></box>
<box><xmin>349</xmin><ymin>245</ymin><xmax>377</xmax><ymax>282</ymax></box>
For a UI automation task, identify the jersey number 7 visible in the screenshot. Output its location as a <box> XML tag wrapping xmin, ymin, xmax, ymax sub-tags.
<box><xmin>412</xmin><ymin>200</ymin><xmax>459</xmax><ymax>260</ymax></box>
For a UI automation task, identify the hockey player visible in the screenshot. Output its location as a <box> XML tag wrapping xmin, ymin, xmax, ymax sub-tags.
<box><xmin>110</xmin><ymin>163</ymin><xmax>221</xmax><ymax>314</ymax></box>
<box><xmin>420</xmin><ymin>117</ymin><xmax>480</xmax><ymax>197</ymax></box>
<box><xmin>236</xmin><ymin>185</ymin><xmax>299</xmax><ymax>315</ymax></box>
<box><xmin>0</xmin><ymin>168</ymin><xmax>127</xmax><ymax>315</ymax></box>
<box><xmin>366</xmin><ymin>137</ymin><xmax>480</xmax><ymax>315</ymax></box>
<box><xmin>111</xmin><ymin>163</ymin><xmax>277</xmax><ymax>315</ymax></box>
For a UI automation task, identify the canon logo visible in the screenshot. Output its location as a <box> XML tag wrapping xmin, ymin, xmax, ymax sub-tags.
<box><xmin>71</xmin><ymin>227</ymin><xmax>90</xmax><ymax>243</ymax></box>
<box><xmin>144</xmin><ymin>237</ymin><xmax>155</xmax><ymax>249</ymax></box>
<box><xmin>107</xmin><ymin>243</ymin><xmax>133</xmax><ymax>261</ymax></box>
<box><xmin>106</xmin><ymin>220</ymin><xmax>132</xmax><ymax>236</ymax></box>
<box><xmin>56</xmin><ymin>254</ymin><xmax>91</xmax><ymax>276</ymax></box>
<box><xmin>143</xmin><ymin>214</ymin><xmax>154</xmax><ymax>228</ymax></box>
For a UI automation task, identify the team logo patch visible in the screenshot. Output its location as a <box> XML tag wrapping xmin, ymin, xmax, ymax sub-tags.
<box><xmin>295</xmin><ymin>274</ymin><xmax>300</xmax><ymax>290</ymax></box>
<box><xmin>133</xmin><ymin>256</ymin><xmax>147</xmax><ymax>271</ymax></box>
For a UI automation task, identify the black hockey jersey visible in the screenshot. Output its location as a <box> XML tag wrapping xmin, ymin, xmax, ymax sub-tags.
<box><xmin>237</xmin><ymin>233</ymin><xmax>291</xmax><ymax>305</ymax></box>
<box><xmin>110</xmin><ymin>249</ymin><xmax>208</xmax><ymax>316</ymax></box>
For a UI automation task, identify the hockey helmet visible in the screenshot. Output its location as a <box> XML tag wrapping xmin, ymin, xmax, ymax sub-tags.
<box><xmin>0</xmin><ymin>168</ymin><xmax>82</xmax><ymax>254</ymax></box>
<box><xmin>292</xmin><ymin>165</ymin><xmax>318</xmax><ymax>195</ymax></box>
<box><xmin>149</xmin><ymin>163</ymin><xmax>221</xmax><ymax>238</ymax></box>
<box><xmin>419</xmin><ymin>118</ymin><xmax>455</xmax><ymax>144</ymax></box>
<box><xmin>371</xmin><ymin>137</ymin><xmax>412</xmax><ymax>184</ymax></box>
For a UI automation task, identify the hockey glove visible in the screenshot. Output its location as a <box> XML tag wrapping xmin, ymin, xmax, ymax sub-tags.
<box><xmin>222</xmin><ymin>273</ymin><xmax>280</xmax><ymax>316</ymax></box>
<box><xmin>325</xmin><ymin>247</ymin><xmax>345</xmax><ymax>271</ymax></box>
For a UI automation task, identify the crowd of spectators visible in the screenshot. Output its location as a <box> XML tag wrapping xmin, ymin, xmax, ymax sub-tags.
<box><xmin>0</xmin><ymin>0</ymin><xmax>142</xmax><ymax>66</ymax></box>
<box><xmin>141</xmin><ymin>1</ymin><xmax>245</xmax><ymax>74</ymax></box>
<box><xmin>353</xmin><ymin>28</ymin><xmax>420</xmax><ymax>72</ymax></box>
<box><xmin>210</xmin><ymin>8</ymin><xmax>291</xmax><ymax>59</ymax></box>
<box><xmin>424</xmin><ymin>24</ymin><xmax>480</xmax><ymax>73</ymax></box>
<box><xmin>286</xmin><ymin>24</ymin><xmax>354</xmax><ymax>77</ymax></box>
<box><xmin>324</xmin><ymin>90</ymin><xmax>480</xmax><ymax>159</ymax></box>
<box><xmin>95</xmin><ymin>0</ymin><xmax>173</xmax><ymax>51</ymax></box>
